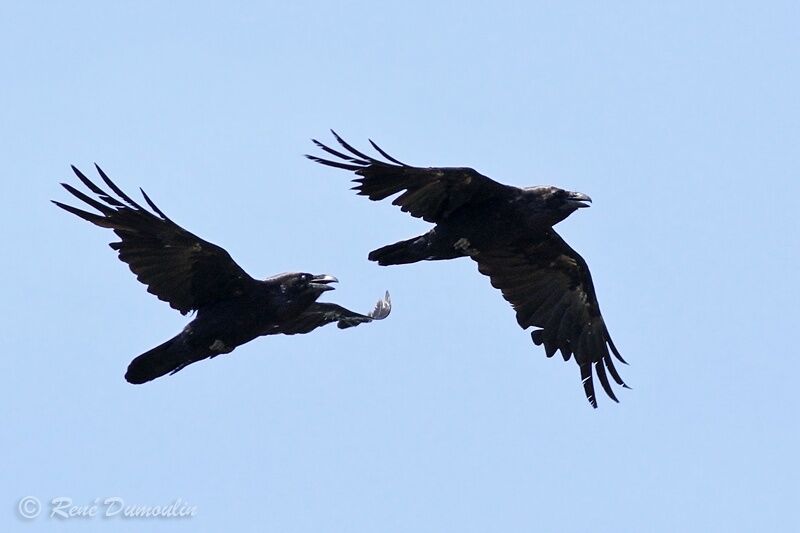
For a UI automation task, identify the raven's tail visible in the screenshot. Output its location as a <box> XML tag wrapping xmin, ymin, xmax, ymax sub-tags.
<box><xmin>125</xmin><ymin>335</ymin><xmax>198</xmax><ymax>384</ymax></box>
<box><xmin>368</xmin><ymin>235</ymin><xmax>430</xmax><ymax>266</ymax></box>
<box><xmin>368</xmin><ymin>232</ymin><xmax>465</xmax><ymax>266</ymax></box>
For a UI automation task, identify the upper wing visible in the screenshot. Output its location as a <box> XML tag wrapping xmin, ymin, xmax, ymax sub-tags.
<box><xmin>306</xmin><ymin>131</ymin><xmax>516</xmax><ymax>223</ymax></box>
<box><xmin>271</xmin><ymin>292</ymin><xmax>392</xmax><ymax>335</ymax></box>
<box><xmin>472</xmin><ymin>230</ymin><xmax>628</xmax><ymax>408</ymax></box>
<box><xmin>53</xmin><ymin>165</ymin><xmax>257</xmax><ymax>315</ymax></box>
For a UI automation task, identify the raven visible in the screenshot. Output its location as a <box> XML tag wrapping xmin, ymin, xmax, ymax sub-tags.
<box><xmin>308</xmin><ymin>132</ymin><xmax>627</xmax><ymax>407</ymax></box>
<box><xmin>54</xmin><ymin>165</ymin><xmax>391</xmax><ymax>384</ymax></box>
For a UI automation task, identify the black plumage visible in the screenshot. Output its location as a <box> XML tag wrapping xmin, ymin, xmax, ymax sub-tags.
<box><xmin>308</xmin><ymin>132</ymin><xmax>628</xmax><ymax>407</ymax></box>
<box><xmin>54</xmin><ymin>165</ymin><xmax>391</xmax><ymax>384</ymax></box>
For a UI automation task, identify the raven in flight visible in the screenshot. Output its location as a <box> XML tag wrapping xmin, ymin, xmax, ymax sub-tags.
<box><xmin>54</xmin><ymin>165</ymin><xmax>391</xmax><ymax>384</ymax></box>
<box><xmin>308</xmin><ymin>132</ymin><xmax>627</xmax><ymax>407</ymax></box>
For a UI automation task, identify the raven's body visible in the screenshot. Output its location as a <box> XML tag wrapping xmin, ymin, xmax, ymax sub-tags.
<box><xmin>127</xmin><ymin>275</ymin><xmax>328</xmax><ymax>383</ymax></box>
<box><xmin>54</xmin><ymin>166</ymin><xmax>390</xmax><ymax>384</ymax></box>
<box><xmin>309</xmin><ymin>132</ymin><xmax>627</xmax><ymax>407</ymax></box>
<box><xmin>368</xmin><ymin>197</ymin><xmax>555</xmax><ymax>265</ymax></box>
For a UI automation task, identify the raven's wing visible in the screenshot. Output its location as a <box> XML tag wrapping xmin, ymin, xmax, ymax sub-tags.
<box><xmin>472</xmin><ymin>230</ymin><xmax>628</xmax><ymax>408</ymax></box>
<box><xmin>307</xmin><ymin>131</ymin><xmax>516</xmax><ymax>223</ymax></box>
<box><xmin>53</xmin><ymin>165</ymin><xmax>258</xmax><ymax>315</ymax></box>
<box><xmin>272</xmin><ymin>292</ymin><xmax>392</xmax><ymax>335</ymax></box>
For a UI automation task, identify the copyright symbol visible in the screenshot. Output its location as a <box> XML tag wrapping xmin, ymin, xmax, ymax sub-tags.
<box><xmin>18</xmin><ymin>496</ymin><xmax>41</xmax><ymax>519</ymax></box>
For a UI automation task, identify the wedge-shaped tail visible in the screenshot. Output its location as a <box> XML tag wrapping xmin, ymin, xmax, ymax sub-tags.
<box><xmin>125</xmin><ymin>335</ymin><xmax>201</xmax><ymax>384</ymax></box>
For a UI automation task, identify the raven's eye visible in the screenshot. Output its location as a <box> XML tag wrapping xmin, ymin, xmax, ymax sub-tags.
<box><xmin>300</xmin><ymin>274</ymin><xmax>310</xmax><ymax>282</ymax></box>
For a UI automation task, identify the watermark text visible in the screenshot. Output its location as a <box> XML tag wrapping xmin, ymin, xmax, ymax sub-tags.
<box><xmin>17</xmin><ymin>496</ymin><xmax>197</xmax><ymax>520</ymax></box>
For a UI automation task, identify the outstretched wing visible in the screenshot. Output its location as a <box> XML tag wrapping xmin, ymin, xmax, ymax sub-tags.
<box><xmin>306</xmin><ymin>131</ymin><xmax>515</xmax><ymax>223</ymax></box>
<box><xmin>53</xmin><ymin>165</ymin><xmax>258</xmax><ymax>315</ymax></box>
<box><xmin>472</xmin><ymin>231</ymin><xmax>628</xmax><ymax>408</ymax></box>
<box><xmin>272</xmin><ymin>292</ymin><xmax>392</xmax><ymax>335</ymax></box>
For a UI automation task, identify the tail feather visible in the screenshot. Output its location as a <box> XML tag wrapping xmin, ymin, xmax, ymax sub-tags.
<box><xmin>368</xmin><ymin>232</ymin><xmax>465</xmax><ymax>265</ymax></box>
<box><xmin>368</xmin><ymin>237</ymin><xmax>427</xmax><ymax>265</ymax></box>
<box><xmin>125</xmin><ymin>335</ymin><xmax>197</xmax><ymax>384</ymax></box>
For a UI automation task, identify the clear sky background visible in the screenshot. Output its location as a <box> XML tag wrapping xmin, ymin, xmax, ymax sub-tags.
<box><xmin>3</xmin><ymin>1</ymin><xmax>798</xmax><ymax>531</ymax></box>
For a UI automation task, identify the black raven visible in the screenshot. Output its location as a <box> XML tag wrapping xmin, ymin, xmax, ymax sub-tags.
<box><xmin>54</xmin><ymin>165</ymin><xmax>391</xmax><ymax>384</ymax></box>
<box><xmin>307</xmin><ymin>132</ymin><xmax>627</xmax><ymax>407</ymax></box>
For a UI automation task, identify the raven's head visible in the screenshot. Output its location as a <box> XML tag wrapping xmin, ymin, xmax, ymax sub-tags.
<box><xmin>521</xmin><ymin>186</ymin><xmax>592</xmax><ymax>226</ymax></box>
<box><xmin>293</xmin><ymin>273</ymin><xmax>338</xmax><ymax>294</ymax></box>
<box><xmin>269</xmin><ymin>272</ymin><xmax>339</xmax><ymax>300</ymax></box>
<box><xmin>263</xmin><ymin>272</ymin><xmax>339</xmax><ymax>319</ymax></box>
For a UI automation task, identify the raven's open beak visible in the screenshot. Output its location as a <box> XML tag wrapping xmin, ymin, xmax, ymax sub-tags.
<box><xmin>310</xmin><ymin>274</ymin><xmax>338</xmax><ymax>291</ymax></box>
<box><xmin>567</xmin><ymin>192</ymin><xmax>592</xmax><ymax>208</ymax></box>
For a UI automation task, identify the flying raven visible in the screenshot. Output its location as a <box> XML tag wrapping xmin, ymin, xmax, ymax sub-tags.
<box><xmin>307</xmin><ymin>132</ymin><xmax>627</xmax><ymax>407</ymax></box>
<box><xmin>54</xmin><ymin>165</ymin><xmax>391</xmax><ymax>384</ymax></box>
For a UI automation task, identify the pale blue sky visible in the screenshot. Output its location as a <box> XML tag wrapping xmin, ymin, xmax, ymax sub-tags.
<box><xmin>3</xmin><ymin>1</ymin><xmax>799</xmax><ymax>531</ymax></box>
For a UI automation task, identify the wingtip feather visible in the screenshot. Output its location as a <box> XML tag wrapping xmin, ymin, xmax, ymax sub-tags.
<box><xmin>580</xmin><ymin>364</ymin><xmax>598</xmax><ymax>408</ymax></box>
<box><xmin>369</xmin><ymin>291</ymin><xmax>392</xmax><ymax>320</ymax></box>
